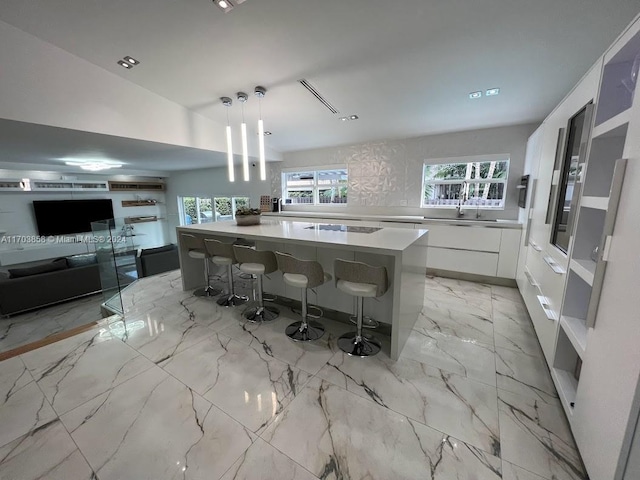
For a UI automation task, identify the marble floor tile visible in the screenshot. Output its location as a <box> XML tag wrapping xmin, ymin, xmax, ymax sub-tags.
<box><xmin>61</xmin><ymin>366</ymin><xmax>254</xmax><ymax>480</ymax></box>
<box><xmin>174</xmin><ymin>295</ymin><xmax>240</xmax><ymax>331</ymax></box>
<box><xmin>499</xmin><ymin>390</ymin><xmax>585</xmax><ymax>480</ymax></box>
<box><xmin>495</xmin><ymin>347</ymin><xmax>559</xmax><ymax>406</ymax></box>
<box><xmin>401</xmin><ymin>329</ymin><xmax>497</xmax><ymax>386</ymax></box>
<box><xmin>0</xmin><ymin>294</ymin><xmax>103</xmax><ymax>353</ymax></box>
<box><xmin>262</xmin><ymin>378</ymin><xmax>503</xmax><ymax>480</ymax></box>
<box><xmin>21</xmin><ymin>328</ymin><xmax>155</xmax><ymax>415</ymax></box>
<box><xmin>494</xmin><ymin>314</ymin><xmax>544</xmax><ymax>357</ymax></box>
<box><xmin>220</xmin><ymin>438</ymin><xmax>318</xmax><ymax>480</ymax></box>
<box><xmin>425</xmin><ymin>275</ymin><xmax>493</xmax><ymax>300</ymax></box>
<box><xmin>491</xmin><ymin>285</ymin><xmax>524</xmax><ymax>304</ymax></box>
<box><xmin>0</xmin><ymin>357</ymin><xmax>57</xmax><ymax>448</ymax></box>
<box><xmin>220</xmin><ymin>314</ymin><xmax>352</xmax><ymax>375</ymax></box>
<box><xmin>493</xmin><ymin>297</ymin><xmax>531</xmax><ymax>325</ymax></box>
<box><xmin>415</xmin><ymin>306</ymin><xmax>494</xmax><ymax>348</ymax></box>
<box><xmin>424</xmin><ymin>289</ymin><xmax>494</xmax><ymax>318</ymax></box>
<box><xmin>0</xmin><ymin>419</ymin><xmax>95</xmax><ymax>480</ymax></box>
<box><xmin>162</xmin><ymin>333</ymin><xmax>312</xmax><ymax>433</ymax></box>
<box><xmin>317</xmin><ymin>351</ymin><xmax>500</xmax><ymax>456</ymax></box>
<box><xmin>118</xmin><ymin>305</ymin><xmax>215</xmax><ymax>365</ymax></box>
<box><xmin>502</xmin><ymin>461</ymin><xmax>548</xmax><ymax>480</ymax></box>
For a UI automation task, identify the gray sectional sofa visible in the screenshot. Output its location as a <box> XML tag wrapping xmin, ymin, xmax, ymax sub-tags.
<box><xmin>0</xmin><ymin>254</ymin><xmax>102</xmax><ymax>317</ymax></box>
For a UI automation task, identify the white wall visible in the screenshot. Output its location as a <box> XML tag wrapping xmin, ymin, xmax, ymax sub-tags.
<box><xmin>270</xmin><ymin>123</ymin><xmax>538</xmax><ymax>220</ymax></box>
<box><xmin>0</xmin><ymin>171</ymin><xmax>169</xmax><ymax>264</ymax></box>
<box><xmin>0</xmin><ymin>20</ymin><xmax>281</xmax><ymax>161</ymax></box>
<box><xmin>165</xmin><ymin>165</ymin><xmax>271</xmax><ymax>243</ymax></box>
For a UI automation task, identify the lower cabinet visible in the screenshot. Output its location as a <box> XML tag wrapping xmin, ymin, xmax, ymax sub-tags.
<box><xmin>427</xmin><ymin>247</ymin><xmax>499</xmax><ymax>276</ymax></box>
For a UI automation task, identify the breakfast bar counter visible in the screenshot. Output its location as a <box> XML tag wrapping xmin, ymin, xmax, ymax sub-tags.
<box><xmin>176</xmin><ymin>219</ymin><xmax>428</xmax><ymax>359</ymax></box>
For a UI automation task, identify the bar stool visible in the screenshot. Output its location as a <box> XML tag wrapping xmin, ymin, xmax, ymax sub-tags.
<box><xmin>334</xmin><ymin>259</ymin><xmax>389</xmax><ymax>357</ymax></box>
<box><xmin>275</xmin><ymin>252</ymin><xmax>332</xmax><ymax>342</ymax></box>
<box><xmin>181</xmin><ymin>234</ymin><xmax>221</xmax><ymax>297</ymax></box>
<box><xmin>233</xmin><ymin>245</ymin><xmax>279</xmax><ymax>322</ymax></box>
<box><xmin>204</xmin><ymin>238</ymin><xmax>248</xmax><ymax>307</ymax></box>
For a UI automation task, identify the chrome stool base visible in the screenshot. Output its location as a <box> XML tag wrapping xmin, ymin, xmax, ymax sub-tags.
<box><xmin>338</xmin><ymin>332</ymin><xmax>382</xmax><ymax>357</ymax></box>
<box><xmin>286</xmin><ymin>320</ymin><xmax>325</xmax><ymax>342</ymax></box>
<box><xmin>217</xmin><ymin>294</ymin><xmax>248</xmax><ymax>307</ymax></box>
<box><xmin>194</xmin><ymin>286</ymin><xmax>222</xmax><ymax>297</ymax></box>
<box><xmin>348</xmin><ymin>315</ymin><xmax>379</xmax><ymax>328</ymax></box>
<box><xmin>244</xmin><ymin>305</ymin><xmax>279</xmax><ymax>323</ymax></box>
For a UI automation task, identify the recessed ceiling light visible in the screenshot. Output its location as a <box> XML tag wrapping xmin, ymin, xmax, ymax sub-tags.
<box><xmin>65</xmin><ymin>160</ymin><xmax>123</xmax><ymax>171</ymax></box>
<box><xmin>117</xmin><ymin>60</ymin><xmax>132</xmax><ymax>69</ymax></box>
<box><xmin>486</xmin><ymin>88</ymin><xmax>500</xmax><ymax>96</ymax></box>
<box><xmin>469</xmin><ymin>91</ymin><xmax>482</xmax><ymax>99</ymax></box>
<box><xmin>264</xmin><ymin>131</ymin><xmax>272</xmax><ymax>136</ymax></box>
<box><xmin>349</xmin><ymin>115</ymin><xmax>359</xmax><ymax>120</ymax></box>
<box><xmin>124</xmin><ymin>56</ymin><xmax>140</xmax><ymax>65</ymax></box>
<box><xmin>214</xmin><ymin>0</ymin><xmax>234</xmax><ymax>12</ymax></box>
<box><xmin>339</xmin><ymin>117</ymin><xmax>348</xmax><ymax>121</ymax></box>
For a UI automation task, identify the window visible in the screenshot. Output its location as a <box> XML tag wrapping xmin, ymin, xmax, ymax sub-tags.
<box><xmin>178</xmin><ymin>196</ymin><xmax>251</xmax><ymax>225</ymax></box>
<box><xmin>422</xmin><ymin>157</ymin><xmax>509</xmax><ymax>209</ymax></box>
<box><xmin>282</xmin><ymin>168</ymin><xmax>348</xmax><ymax>205</ymax></box>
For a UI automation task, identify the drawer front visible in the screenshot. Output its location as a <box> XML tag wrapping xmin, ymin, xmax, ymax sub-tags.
<box><xmin>521</xmin><ymin>270</ymin><xmax>558</xmax><ymax>365</ymax></box>
<box><xmin>426</xmin><ymin>225</ymin><xmax>502</xmax><ymax>252</ymax></box>
<box><xmin>427</xmin><ymin>247</ymin><xmax>498</xmax><ymax>276</ymax></box>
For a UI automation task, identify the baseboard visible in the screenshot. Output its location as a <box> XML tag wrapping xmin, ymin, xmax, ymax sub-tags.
<box><xmin>425</xmin><ymin>268</ymin><xmax>517</xmax><ymax>287</ymax></box>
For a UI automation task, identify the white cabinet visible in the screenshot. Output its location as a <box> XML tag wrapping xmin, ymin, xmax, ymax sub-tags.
<box><xmin>427</xmin><ymin>247</ymin><xmax>498</xmax><ymax>276</ymax></box>
<box><xmin>497</xmin><ymin>229</ymin><xmax>522</xmax><ymax>278</ymax></box>
<box><xmin>425</xmin><ymin>224</ymin><xmax>502</xmax><ymax>252</ymax></box>
<box><xmin>518</xmin><ymin>15</ymin><xmax>640</xmax><ymax>480</ymax></box>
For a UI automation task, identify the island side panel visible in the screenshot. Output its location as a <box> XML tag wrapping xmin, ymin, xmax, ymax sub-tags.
<box><xmin>390</xmin><ymin>238</ymin><xmax>428</xmax><ymax>360</ymax></box>
<box><xmin>177</xmin><ymin>228</ymin><xmax>207</xmax><ymax>291</ymax></box>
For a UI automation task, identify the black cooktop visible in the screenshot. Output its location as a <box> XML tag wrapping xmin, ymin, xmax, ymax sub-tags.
<box><xmin>304</xmin><ymin>224</ymin><xmax>381</xmax><ymax>234</ymax></box>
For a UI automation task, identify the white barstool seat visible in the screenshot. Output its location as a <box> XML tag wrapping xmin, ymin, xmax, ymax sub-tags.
<box><xmin>204</xmin><ymin>239</ymin><xmax>248</xmax><ymax>307</ymax></box>
<box><xmin>234</xmin><ymin>245</ymin><xmax>279</xmax><ymax>323</ymax></box>
<box><xmin>182</xmin><ymin>234</ymin><xmax>221</xmax><ymax>297</ymax></box>
<box><xmin>334</xmin><ymin>259</ymin><xmax>389</xmax><ymax>357</ymax></box>
<box><xmin>276</xmin><ymin>252</ymin><xmax>331</xmax><ymax>341</ymax></box>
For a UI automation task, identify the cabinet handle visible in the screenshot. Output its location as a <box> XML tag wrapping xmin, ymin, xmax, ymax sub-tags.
<box><xmin>537</xmin><ymin>295</ymin><xmax>557</xmax><ymax>321</ymax></box>
<box><xmin>524</xmin><ymin>270</ymin><xmax>538</xmax><ymax>287</ymax></box>
<box><xmin>530</xmin><ymin>241</ymin><xmax>542</xmax><ymax>252</ymax></box>
<box><xmin>543</xmin><ymin>255</ymin><xmax>565</xmax><ymax>274</ymax></box>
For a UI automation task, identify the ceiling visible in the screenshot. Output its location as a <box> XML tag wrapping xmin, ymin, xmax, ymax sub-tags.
<box><xmin>0</xmin><ymin>119</ymin><xmax>232</xmax><ymax>175</ymax></box>
<box><xmin>0</xmin><ymin>0</ymin><xmax>639</xmax><ymax>162</ymax></box>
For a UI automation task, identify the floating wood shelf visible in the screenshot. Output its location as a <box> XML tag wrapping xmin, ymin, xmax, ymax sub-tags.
<box><xmin>121</xmin><ymin>200</ymin><xmax>158</xmax><ymax>207</ymax></box>
<box><xmin>124</xmin><ymin>215</ymin><xmax>158</xmax><ymax>224</ymax></box>
<box><xmin>109</xmin><ymin>181</ymin><xmax>165</xmax><ymax>192</ymax></box>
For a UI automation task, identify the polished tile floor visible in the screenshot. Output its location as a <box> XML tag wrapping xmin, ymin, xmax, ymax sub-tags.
<box><xmin>0</xmin><ymin>293</ymin><xmax>104</xmax><ymax>353</ymax></box>
<box><xmin>0</xmin><ymin>271</ymin><xmax>586</xmax><ymax>480</ymax></box>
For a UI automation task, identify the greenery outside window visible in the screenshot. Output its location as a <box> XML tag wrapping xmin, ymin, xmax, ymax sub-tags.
<box><xmin>422</xmin><ymin>157</ymin><xmax>509</xmax><ymax>209</ymax></box>
<box><xmin>178</xmin><ymin>196</ymin><xmax>250</xmax><ymax>225</ymax></box>
<box><xmin>282</xmin><ymin>168</ymin><xmax>348</xmax><ymax>205</ymax></box>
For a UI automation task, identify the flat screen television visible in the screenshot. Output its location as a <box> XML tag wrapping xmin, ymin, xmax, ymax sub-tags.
<box><xmin>33</xmin><ymin>199</ymin><xmax>115</xmax><ymax>236</ymax></box>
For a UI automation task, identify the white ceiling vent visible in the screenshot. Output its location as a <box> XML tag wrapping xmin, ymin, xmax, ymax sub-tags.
<box><xmin>298</xmin><ymin>79</ymin><xmax>339</xmax><ymax>114</ymax></box>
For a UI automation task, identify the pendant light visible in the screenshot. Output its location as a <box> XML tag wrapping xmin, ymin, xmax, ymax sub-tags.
<box><xmin>237</xmin><ymin>92</ymin><xmax>250</xmax><ymax>182</ymax></box>
<box><xmin>221</xmin><ymin>96</ymin><xmax>235</xmax><ymax>182</ymax></box>
<box><xmin>254</xmin><ymin>86</ymin><xmax>267</xmax><ymax>181</ymax></box>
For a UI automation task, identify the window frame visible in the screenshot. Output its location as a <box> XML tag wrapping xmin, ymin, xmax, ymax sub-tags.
<box><xmin>177</xmin><ymin>195</ymin><xmax>251</xmax><ymax>225</ymax></box>
<box><xmin>281</xmin><ymin>166</ymin><xmax>348</xmax><ymax>206</ymax></box>
<box><xmin>421</xmin><ymin>155</ymin><xmax>510</xmax><ymax>210</ymax></box>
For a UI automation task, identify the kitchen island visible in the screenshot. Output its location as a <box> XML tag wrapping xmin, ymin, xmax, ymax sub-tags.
<box><xmin>176</xmin><ymin>219</ymin><xmax>428</xmax><ymax>360</ymax></box>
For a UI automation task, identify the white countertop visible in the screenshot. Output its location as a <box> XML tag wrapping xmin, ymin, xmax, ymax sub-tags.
<box><xmin>177</xmin><ymin>219</ymin><xmax>427</xmax><ymax>253</ymax></box>
<box><xmin>264</xmin><ymin>211</ymin><xmax>522</xmax><ymax>229</ymax></box>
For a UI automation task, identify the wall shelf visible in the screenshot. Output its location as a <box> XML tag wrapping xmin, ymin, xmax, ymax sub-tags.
<box><xmin>593</xmin><ymin>109</ymin><xmax>631</xmax><ymax>137</ymax></box>
<box><xmin>109</xmin><ymin>181</ymin><xmax>165</xmax><ymax>192</ymax></box>
<box><xmin>124</xmin><ymin>216</ymin><xmax>159</xmax><ymax>224</ymax></box>
<box><xmin>121</xmin><ymin>200</ymin><xmax>159</xmax><ymax>207</ymax></box>
<box><xmin>560</xmin><ymin>315</ymin><xmax>588</xmax><ymax>358</ymax></box>
<box><xmin>580</xmin><ymin>196</ymin><xmax>609</xmax><ymax>210</ymax></box>
<box><xmin>570</xmin><ymin>258</ymin><xmax>596</xmax><ymax>286</ymax></box>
